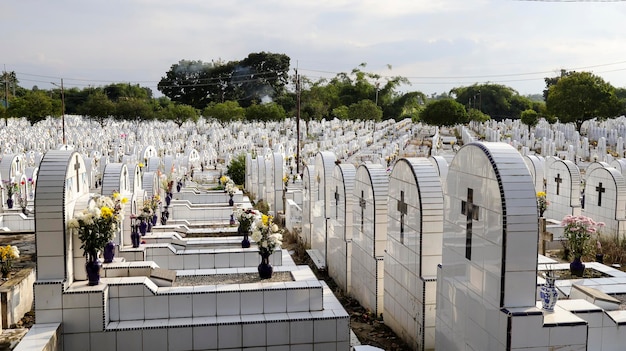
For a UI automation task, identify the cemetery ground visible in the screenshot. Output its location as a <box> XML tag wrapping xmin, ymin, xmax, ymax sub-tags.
<box><xmin>281</xmin><ymin>228</ymin><xmax>411</xmax><ymax>351</ymax></box>
<box><xmin>0</xmin><ymin>230</ymin><xmax>411</xmax><ymax>350</ymax></box>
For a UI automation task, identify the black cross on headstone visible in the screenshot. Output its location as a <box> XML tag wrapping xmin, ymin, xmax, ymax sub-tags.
<box><xmin>123</xmin><ymin>168</ymin><xmax>128</xmax><ymax>191</ymax></box>
<box><xmin>555</xmin><ymin>173</ymin><xmax>563</xmax><ymax>196</ymax></box>
<box><xmin>334</xmin><ymin>186</ymin><xmax>340</xmax><ymax>220</ymax></box>
<box><xmin>74</xmin><ymin>155</ymin><xmax>81</xmax><ymax>192</ymax></box>
<box><xmin>461</xmin><ymin>188</ymin><xmax>479</xmax><ymax>261</ymax></box>
<box><xmin>359</xmin><ymin>190</ymin><xmax>366</xmax><ymax>232</ymax></box>
<box><xmin>596</xmin><ymin>182</ymin><xmax>606</xmax><ymax>206</ymax></box>
<box><xmin>397</xmin><ymin>190</ymin><xmax>408</xmax><ymax>244</ymax></box>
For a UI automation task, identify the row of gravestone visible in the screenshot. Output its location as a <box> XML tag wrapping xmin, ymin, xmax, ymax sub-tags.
<box><xmin>246</xmin><ymin>141</ymin><xmax>619</xmax><ymax>350</ymax></box>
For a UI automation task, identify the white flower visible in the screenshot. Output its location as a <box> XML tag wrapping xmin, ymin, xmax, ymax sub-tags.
<box><xmin>68</xmin><ymin>218</ymin><xmax>80</xmax><ymax>229</ymax></box>
<box><xmin>10</xmin><ymin>246</ymin><xmax>19</xmax><ymax>258</ymax></box>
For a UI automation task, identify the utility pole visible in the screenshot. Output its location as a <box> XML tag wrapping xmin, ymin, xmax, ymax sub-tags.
<box><xmin>3</xmin><ymin>66</ymin><xmax>8</xmax><ymax>127</ymax></box>
<box><xmin>295</xmin><ymin>68</ymin><xmax>301</xmax><ymax>174</ymax></box>
<box><xmin>51</xmin><ymin>79</ymin><xmax>66</xmax><ymax>144</ymax></box>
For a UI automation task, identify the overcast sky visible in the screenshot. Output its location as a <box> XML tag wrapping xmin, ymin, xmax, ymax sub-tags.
<box><xmin>3</xmin><ymin>0</ymin><xmax>626</xmax><ymax>97</ymax></box>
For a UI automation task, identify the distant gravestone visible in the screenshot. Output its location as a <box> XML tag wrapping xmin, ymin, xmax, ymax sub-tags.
<box><xmin>583</xmin><ymin>166</ymin><xmax>626</xmax><ymax>238</ymax></box>
<box><xmin>351</xmin><ymin>163</ymin><xmax>388</xmax><ymax>316</ymax></box>
<box><xmin>524</xmin><ymin>154</ymin><xmax>545</xmax><ymax>193</ymax></box>
<box><xmin>385</xmin><ymin>158</ymin><xmax>443</xmax><ymax>351</ymax></box>
<box><xmin>544</xmin><ymin>159</ymin><xmax>582</xmax><ymax>220</ymax></box>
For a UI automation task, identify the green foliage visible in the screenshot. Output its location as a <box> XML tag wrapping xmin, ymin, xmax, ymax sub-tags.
<box><xmin>8</xmin><ymin>91</ymin><xmax>54</xmax><ymax>125</ymax></box>
<box><xmin>245</xmin><ymin>102</ymin><xmax>286</xmax><ymax>122</ymax></box>
<box><xmin>419</xmin><ymin>99</ymin><xmax>468</xmax><ymax>127</ymax></box>
<box><xmin>451</xmin><ymin>83</ymin><xmax>532</xmax><ymax>119</ymax></box>
<box><xmin>80</xmin><ymin>91</ymin><xmax>115</xmax><ymax>126</ymax></box>
<box><xmin>468</xmin><ymin>108</ymin><xmax>490</xmax><ymax>122</ymax></box>
<box><xmin>203</xmin><ymin>101</ymin><xmax>245</xmax><ymax>122</ymax></box>
<box><xmin>114</xmin><ymin>98</ymin><xmax>154</xmax><ymax>121</ymax></box>
<box><xmin>158</xmin><ymin>103</ymin><xmax>199</xmax><ymax>126</ymax></box>
<box><xmin>253</xmin><ymin>199</ymin><xmax>270</xmax><ymax>215</ymax></box>
<box><xmin>332</xmin><ymin>105</ymin><xmax>349</xmax><ymax>120</ymax></box>
<box><xmin>520</xmin><ymin>109</ymin><xmax>539</xmax><ymax>132</ymax></box>
<box><xmin>226</xmin><ymin>153</ymin><xmax>246</xmax><ymax>185</ymax></box>
<box><xmin>347</xmin><ymin>99</ymin><xmax>382</xmax><ymax>121</ymax></box>
<box><xmin>546</xmin><ymin>71</ymin><xmax>621</xmax><ymax>132</ymax></box>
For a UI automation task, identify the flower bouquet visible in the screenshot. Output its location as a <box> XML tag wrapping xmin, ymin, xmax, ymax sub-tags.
<box><xmin>0</xmin><ymin>245</ymin><xmax>19</xmax><ymax>277</ymax></box>
<box><xmin>561</xmin><ymin>214</ymin><xmax>605</xmax><ymax>276</ymax></box>
<box><xmin>536</xmin><ymin>191</ymin><xmax>548</xmax><ymax>217</ymax></box>
<box><xmin>234</xmin><ymin>208</ymin><xmax>261</xmax><ymax>248</ymax></box>
<box><xmin>250</xmin><ymin>214</ymin><xmax>283</xmax><ymax>279</ymax></box>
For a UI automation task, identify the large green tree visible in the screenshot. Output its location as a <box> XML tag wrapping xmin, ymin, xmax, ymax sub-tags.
<box><xmin>347</xmin><ymin>99</ymin><xmax>382</xmax><ymax>121</ymax></box>
<box><xmin>158</xmin><ymin>103</ymin><xmax>199</xmax><ymax>126</ymax></box>
<box><xmin>8</xmin><ymin>91</ymin><xmax>55</xmax><ymax>125</ymax></box>
<box><xmin>450</xmin><ymin>83</ymin><xmax>531</xmax><ymax>119</ymax></box>
<box><xmin>80</xmin><ymin>91</ymin><xmax>115</xmax><ymax>126</ymax></box>
<box><xmin>419</xmin><ymin>99</ymin><xmax>468</xmax><ymax>127</ymax></box>
<box><xmin>203</xmin><ymin>101</ymin><xmax>245</xmax><ymax>122</ymax></box>
<box><xmin>245</xmin><ymin>102</ymin><xmax>286</xmax><ymax>122</ymax></box>
<box><xmin>546</xmin><ymin>71</ymin><xmax>621</xmax><ymax>132</ymax></box>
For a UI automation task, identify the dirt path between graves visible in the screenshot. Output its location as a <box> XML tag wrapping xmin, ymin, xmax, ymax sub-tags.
<box><xmin>282</xmin><ymin>230</ymin><xmax>411</xmax><ymax>351</ymax></box>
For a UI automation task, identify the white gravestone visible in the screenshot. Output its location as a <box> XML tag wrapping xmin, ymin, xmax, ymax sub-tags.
<box><xmin>351</xmin><ymin>163</ymin><xmax>388</xmax><ymax>316</ymax></box>
<box><xmin>545</xmin><ymin>159</ymin><xmax>582</xmax><ymax>221</ymax></box>
<box><xmin>524</xmin><ymin>154</ymin><xmax>545</xmax><ymax>194</ymax></box>
<box><xmin>327</xmin><ymin>163</ymin><xmax>356</xmax><ymax>295</ymax></box>
<box><xmin>583</xmin><ymin>166</ymin><xmax>626</xmax><ymax>238</ymax></box>
<box><xmin>436</xmin><ymin>142</ymin><xmax>587</xmax><ymax>350</ymax></box>
<box><xmin>301</xmin><ymin>165</ymin><xmax>316</xmax><ymax>247</ymax></box>
<box><xmin>385</xmin><ymin>158</ymin><xmax>443</xmax><ymax>351</ymax></box>
<box><xmin>311</xmin><ymin>151</ymin><xmax>337</xmax><ymax>266</ymax></box>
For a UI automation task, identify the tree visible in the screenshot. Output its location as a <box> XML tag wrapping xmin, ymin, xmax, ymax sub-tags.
<box><xmin>80</xmin><ymin>91</ymin><xmax>115</xmax><ymax>127</ymax></box>
<box><xmin>543</xmin><ymin>69</ymin><xmax>572</xmax><ymax>102</ymax></box>
<box><xmin>157</xmin><ymin>60</ymin><xmax>216</xmax><ymax>109</ymax></box>
<box><xmin>203</xmin><ymin>101</ymin><xmax>245</xmax><ymax>122</ymax></box>
<box><xmin>520</xmin><ymin>109</ymin><xmax>539</xmax><ymax>133</ymax></box>
<box><xmin>226</xmin><ymin>153</ymin><xmax>246</xmax><ymax>185</ymax></box>
<box><xmin>546</xmin><ymin>71</ymin><xmax>621</xmax><ymax>132</ymax></box>
<box><xmin>450</xmin><ymin>83</ymin><xmax>530</xmax><ymax>120</ymax></box>
<box><xmin>419</xmin><ymin>99</ymin><xmax>468</xmax><ymax>127</ymax></box>
<box><xmin>114</xmin><ymin>98</ymin><xmax>153</xmax><ymax>121</ymax></box>
<box><xmin>235</xmin><ymin>52</ymin><xmax>291</xmax><ymax>107</ymax></box>
<box><xmin>158</xmin><ymin>103</ymin><xmax>199</xmax><ymax>127</ymax></box>
<box><xmin>8</xmin><ymin>91</ymin><xmax>55</xmax><ymax>125</ymax></box>
<box><xmin>347</xmin><ymin>99</ymin><xmax>382</xmax><ymax>121</ymax></box>
<box><xmin>245</xmin><ymin>102</ymin><xmax>286</xmax><ymax>122</ymax></box>
<box><xmin>468</xmin><ymin>108</ymin><xmax>490</xmax><ymax>122</ymax></box>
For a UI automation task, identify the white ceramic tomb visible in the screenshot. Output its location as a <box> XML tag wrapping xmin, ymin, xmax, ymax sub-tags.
<box><xmin>351</xmin><ymin>163</ymin><xmax>388</xmax><ymax>316</ymax></box>
<box><xmin>385</xmin><ymin>157</ymin><xmax>443</xmax><ymax>350</ymax></box>
<box><xmin>545</xmin><ymin>159</ymin><xmax>582</xmax><ymax>221</ymax></box>
<box><xmin>583</xmin><ymin>166</ymin><xmax>626</xmax><ymax>238</ymax></box>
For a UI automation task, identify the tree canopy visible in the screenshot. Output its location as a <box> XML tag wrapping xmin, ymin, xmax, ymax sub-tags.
<box><xmin>546</xmin><ymin>71</ymin><xmax>621</xmax><ymax>132</ymax></box>
<box><xmin>419</xmin><ymin>99</ymin><xmax>468</xmax><ymax>127</ymax></box>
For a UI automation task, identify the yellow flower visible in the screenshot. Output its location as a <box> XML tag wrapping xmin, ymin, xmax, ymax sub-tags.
<box><xmin>261</xmin><ymin>214</ymin><xmax>269</xmax><ymax>226</ymax></box>
<box><xmin>537</xmin><ymin>191</ymin><xmax>546</xmax><ymax>197</ymax></box>
<box><xmin>100</xmin><ymin>206</ymin><xmax>113</xmax><ymax>219</ymax></box>
<box><xmin>121</xmin><ymin>197</ymin><xmax>129</xmax><ymax>204</ymax></box>
<box><xmin>112</xmin><ymin>192</ymin><xmax>120</xmax><ymax>199</ymax></box>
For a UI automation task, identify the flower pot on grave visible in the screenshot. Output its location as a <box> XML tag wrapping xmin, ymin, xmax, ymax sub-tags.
<box><xmin>176</xmin><ymin>182</ymin><xmax>182</xmax><ymax>192</ymax></box>
<box><xmin>6</xmin><ymin>198</ymin><xmax>13</xmax><ymax>209</ymax></box>
<box><xmin>596</xmin><ymin>253</ymin><xmax>604</xmax><ymax>264</ymax></box>
<box><xmin>258</xmin><ymin>253</ymin><xmax>273</xmax><ymax>279</ymax></box>
<box><xmin>230</xmin><ymin>214</ymin><xmax>236</xmax><ymax>226</ymax></box>
<box><xmin>570</xmin><ymin>256</ymin><xmax>585</xmax><ymax>277</ymax></box>
<box><xmin>103</xmin><ymin>241</ymin><xmax>116</xmax><ymax>263</ymax></box>
<box><xmin>540</xmin><ymin>272</ymin><xmax>558</xmax><ymax>312</ymax></box>
<box><xmin>241</xmin><ymin>227</ymin><xmax>251</xmax><ymax>248</ymax></box>
<box><xmin>165</xmin><ymin>194</ymin><xmax>172</xmax><ymax>206</ymax></box>
<box><xmin>147</xmin><ymin>221</ymin><xmax>153</xmax><ymax>233</ymax></box>
<box><xmin>85</xmin><ymin>251</ymin><xmax>102</xmax><ymax>286</ymax></box>
<box><xmin>139</xmin><ymin>220</ymin><xmax>148</xmax><ymax>236</ymax></box>
<box><xmin>131</xmin><ymin>231</ymin><xmax>140</xmax><ymax>248</ymax></box>
<box><xmin>161</xmin><ymin>209</ymin><xmax>169</xmax><ymax>225</ymax></box>
<box><xmin>228</xmin><ymin>195</ymin><xmax>234</xmax><ymax>207</ymax></box>
<box><xmin>152</xmin><ymin>214</ymin><xmax>158</xmax><ymax>226</ymax></box>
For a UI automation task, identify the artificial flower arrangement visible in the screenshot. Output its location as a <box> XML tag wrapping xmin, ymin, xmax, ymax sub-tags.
<box><xmin>3</xmin><ymin>181</ymin><xmax>19</xmax><ymax>199</ymax></box>
<box><xmin>561</xmin><ymin>214</ymin><xmax>605</xmax><ymax>258</ymax></box>
<box><xmin>250</xmin><ymin>214</ymin><xmax>283</xmax><ymax>256</ymax></box>
<box><xmin>0</xmin><ymin>244</ymin><xmax>19</xmax><ymax>277</ymax></box>
<box><xmin>234</xmin><ymin>207</ymin><xmax>261</xmax><ymax>232</ymax></box>
<box><xmin>225</xmin><ymin>181</ymin><xmax>237</xmax><ymax>196</ymax></box>
<box><xmin>282</xmin><ymin>175</ymin><xmax>289</xmax><ymax>187</ymax></box>
<box><xmin>68</xmin><ymin>192</ymin><xmax>128</xmax><ymax>259</ymax></box>
<box><xmin>537</xmin><ymin>191</ymin><xmax>549</xmax><ymax>217</ymax></box>
<box><xmin>220</xmin><ymin>175</ymin><xmax>231</xmax><ymax>185</ymax></box>
<box><xmin>146</xmin><ymin>194</ymin><xmax>161</xmax><ymax>212</ymax></box>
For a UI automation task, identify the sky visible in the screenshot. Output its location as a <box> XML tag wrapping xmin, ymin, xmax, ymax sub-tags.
<box><xmin>3</xmin><ymin>0</ymin><xmax>626</xmax><ymax>98</ymax></box>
